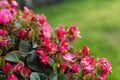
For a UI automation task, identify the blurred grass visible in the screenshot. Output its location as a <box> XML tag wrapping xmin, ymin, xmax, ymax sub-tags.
<box><xmin>34</xmin><ymin>0</ymin><xmax>120</xmax><ymax>79</ymax></box>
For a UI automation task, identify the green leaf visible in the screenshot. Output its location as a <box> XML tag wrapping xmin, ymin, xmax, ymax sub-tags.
<box><xmin>0</xmin><ymin>56</ymin><xmax>5</xmax><ymax>68</ymax></box>
<box><xmin>71</xmin><ymin>77</ymin><xmax>81</xmax><ymax>80</ymax></box>
<box><xmin>49</xmin><ymin>72</ymin><xmax>58</xmax><ymax>80</ymax></box>
<box><xmin>58</xmin><ymin>74</ymin><xmax>67</xmax><ymax>80</ymax></box>
<box><xmin>19</xmin><ymin>41</ymin><xmax>32</xmax><ymax>57</ymax></box>
<box><xmin>30</xmin><ymin>72</ymin><xmax>47</xmax><ymax>80</ymax></box>
<box><xmin>5</xmin><ymin>51</ymin><xmax>23</xmax><ymax>62</ymax></box>
<box><xmin>0</xmin><ymin>49</ymin><xmax>2</xmax><ymax>55</ymax></box>
<box><xmin>27</xmin><ymin>53</ymin><xmax>52</xmax><ymax>76</ymax></box>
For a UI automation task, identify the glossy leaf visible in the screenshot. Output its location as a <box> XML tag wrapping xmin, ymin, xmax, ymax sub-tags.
<box><xmin>30</xmin><ymin>72</ymin><xmax>47</xmax><ymax>80</ymax></box>
<box><xmin>5</xmin><ymin>51</ymin><xmax>23</xmax><ymax>62</ymax></box>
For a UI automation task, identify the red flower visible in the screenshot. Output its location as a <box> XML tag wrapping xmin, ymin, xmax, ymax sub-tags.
<box><xmin>80</xmin><ymin>57</ymin><xmax>94</xmax><ymax>66</ymax></box>
<box><xmin>47</xmin><ymin>43</ymin><xmax>57</xmax><ymax>52</ymax></box>
<box><xmin>2</xmin><ymin>62</ymin><xmax>12</xmax><ymax>73</ymax></box>
<box><xmin>97</xmin><ymin>58</ymin><xmax>112</xmax><ymax>75</ymax></box>
<box><xmin>38</xmin><ymin>14</ymin><xmax>47</xmax><ymax>26</ymax></box>
<box><xmin>36</xmin><ymin>46</ymin><xmax>44</xmax><ymax>54</ymax></box>
<box><xmin>0</xmin><ymin>29</ymin><xmax>6</xmax><ymax>37</ymax></box>
<box><xmin>71</xmin><ymin>63</ymin><xmax>79</xmax><ymax>72</ymax></box>
<box><xmin>82</xmin><ymin>45</ymin><xmax>89</xmax><ymax>56</ymax></box>
<box><xmin>60</xmin><ymin>39</ymin><xmax>68</xmax><ymax>53</ymax></box>
<box><xmin>60</xmin><ymin>63</ymin><xmax>66</xmax><ymax>73</ymax></box>
<box><xmin>83</xmin><ymin>65</ymin><xmax>94</xmax><ymax>74</ymax></box>
<box><xmin>69</xmin><ymin>25</ymin><xmax>81</xmax><ymax>41</ymax></box>
<box><xmin>5</xmin><ymin>74</ymin><xmax>18</xmax><ymax>80</ymax></box>
<box><xmin>56</xmin><ymin>25</ymin><xmax>67</xmax><ymax>40</ymax></box>
<box><xmin>17</xmin><ymin>29</ymin><xmax>27</xmax><ymax>38</ymax></box>
<box><xmin>97</xmin><ymin>74</ymin><xmax>106</xmax><ymax>80</ymax></box>
<box><xmin>0</xmin><ymin>39</ymin><xmax>10</xmax><ymax>46</ymax></box>
<box><xmin>42</xmin><ymin>37</ymin><xmax>50</xmax><ymax>45</ymax></box>
<box><xmin>39</xmin><ymin>54</ymin><xmax>49</xmax><ymax>64</ymax></box>
<box><xmin>40</xmin><ymin>24</ymin><xmax>53</xmax><ymax>38</ymax></box>
<box><xmin>21</xmin><ymin>67</ymin><xmax>31</xmax><ymax>77</ymax></box>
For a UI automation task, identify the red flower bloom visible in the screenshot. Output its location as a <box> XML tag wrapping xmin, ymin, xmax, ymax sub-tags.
<box><xmin>82</xmin><ymin>45</ymin><xmax>89</xmax><ymax>56</ymax></box>
<box><xmin>69</xmin><ymin>25</ymin><xmax>81</xmax><ymax>41</ymax></box>
<box><xmin>60</xmin><ymin>63</ymin><xmax>66</xmax><ymax>73</ymax></box>
<box><xmin>56</xmin><ymin>25</ymin><xmax>67</xmax><ymax>40</ymax></box>
<box><xmin>83</xmin><ymin>65</ymin><xmax>94</xmax><ymax>74</ymax></box>
<box><xmin>71</xmin><ymin>63</ymin><xmax>79</xmax><ymax>72</ymax></box>
<box><xmin>5</xmin><ymin>74</ymin><xmax>18</xmax><ymax>80</ymax></box>
<box><xmin>40</xmin><ymin>24</ymin><xmax>53</xmax><ymax>38</ymax></box>
<box><xmin>0</xmin><ymin>29</ymin><xmax>6</xmax><ymax>37</ymax></box>
<box><xmin>2</xmin><ymin>62</ymin><xmax>12</xmax><ymax>73</ymax></box>
<box><xmin>0</xmin><ymin>39</ymin><xmax>10</xmax><ymax>46</ymax></box>
<box><xmin>97</xmin><ymin>74</ymin><xmax>106</xmax><ymax>80</ymax></box>
<box><xmin>47</xmin><ymin>43</ymin><xmax>57</xmax><ymax>52</ymax></box>
<box><xmin>36</xmin><ymin>46</ymin><xmax>44</xmax><ymax>54</ymax></box>
<box><xmin>17</xmin><ymin>29</ymin><xmax>27</xmax><ymax>38</ymax></box>
<box><xmin>42</xmin><ymin>37</ymin><xmax>50</xmax><ymax>45</ymax></box>
<box><xmin>80</xmin><ymin>57</ymin><xmax>94</xmax><ymax>66</ymax></box>
<box><xmin>21</xmin><ymin>67</ymin><xmax>31</xmax><ymax>77</ymax></box>
<box><xmin>38</xmin><ymin>14</ymin><xmax>47</xmax><ymax>26</ymax></box>
<box><xmin>60</xmin><ymin>39</ymin><xmax>68</xmax><ymax>53</ymax></box>
<box><xmin>39</xmin><ymin>54</ymin><xmax>49</xmax><ymax>64</ymax></box>
<box><xmin>97</xmin><ymin>58</ymin><xmax>112</xmax><ymax>75</ymax></box>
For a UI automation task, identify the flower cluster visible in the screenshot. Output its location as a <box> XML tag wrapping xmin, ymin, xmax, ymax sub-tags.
<box><xmin>0</xmin><ymin>0</ymin><xmax>112</xmax><ymax>80</ymax></box>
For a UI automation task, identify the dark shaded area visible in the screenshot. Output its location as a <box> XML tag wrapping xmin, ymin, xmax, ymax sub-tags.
<box><xmin>17</xmin><ymin>0</ymin><xmax>65</xmax><ymax>9</ymax></box>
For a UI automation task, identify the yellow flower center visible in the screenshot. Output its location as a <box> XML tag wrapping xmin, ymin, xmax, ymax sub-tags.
<box><xmin>4</xmin><ymin>14</ymin><xmax>8</xmax><ymax>18</ymax></box>
<box><xmin>46</xmin><ymin>29</ymin><xmax>50</xmax><ymax>32</ymax></box>
<box><xmin>64</xmin><ymin>35</ymin><xmax>66</xmax><ymax>38</ymax></box>
<box><xmin>52</xmin><ymin>48</ymin><xmax>55</xmax><ymax>51</ymax></box>
<box><xmin>42</xmin><ymin>60</ymin><xmax>45</xmax><ymax>63</ymax></box>
<box><xmin>110</xmin><ymin>66</ymin><xmax>112</xmax><ymax>70</ymax></box>
<box><xmin>84</xmin><ymin>61</ymin><xmax>88</xmax><ymax>65</ymax></box>
<box><xmin>13</xmin><ymin>1</ymin><xmax>17</xmax><ymax>4</ymax></box>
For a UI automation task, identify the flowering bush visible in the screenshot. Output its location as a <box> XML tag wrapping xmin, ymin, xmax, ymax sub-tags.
<box><xmin>0</xmin><ymin>0</ymin><xmax>112</xmax><ymax>80</ymax></box>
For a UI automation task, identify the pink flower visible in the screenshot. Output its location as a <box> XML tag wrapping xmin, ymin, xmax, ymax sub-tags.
<box><xmin>82</xmin><ymin>45</ymin><xmax>89</xmax><ymax>56</ymax></box>
<box><xmin>0</xmin><ymin>0</ymin><xmax>8</xmax><ymax>8</ymax></box>
<box><xmin>56</xmin><ymin>25</ymin><xmax>67</xmax><ymax>40</ymax></box>
<box><xmin>21</xmin><ymin>67</ymin><xmax>31</xmax><ymax>77</ymax></box>
<box><xmin>10</xmin><ymin>0</ymin><xmax>19</xmax><ymax>7</ymax></box>
<box><xmin>17</xmin><ymin>29</ymin><xmax>27</xmax><ymax>38</ymax></box>
<box><xmin>5</xmin><ymin>74</ymin><xmax>18</xmax><ymax>80</ymax></box>
<box><xmin>2</xmin><ymin>62</ymin><xmax>12</xmax><ymax>73</ymax></box>
<box><xmin>0</xmin><ymin>39</ymin><xmax>10</xmax><ymax>46</ymax></box>
<box><xmin>47</xmin><ymin>43</ymin><xmax>57</xmax><ymax>52</ymax></box>
<box><xmin>97</xmin><ymin>58</ymin><xmax>112</xmax><ymax>75</ymax></box>
<box><xmin>11</xmin><ymin>64</ymin><xmax>23</xmax><ymax>72</ymax></box>
<box><xmin>39</xmin><ymin>54</ymin><xmax>49</xmax><ymax>64</ymax></box>
<box><xmin>42</xmin><ymin>37</ymin><xmax>50</xmax><ymax>45</ymax></box>
<box><xmin>83</xmin><ymin>65</ymin><xmax>94</xmax><ymax>74</ymax></box>
<box><xmin>40</xmin><ymin>24</ymin><xmax>53</xmax><ymax>38</ymax></box>
<box><xmin>80</xmin><ymin>57</ymin><xmax>94</xmax><ymax>66</ymax></box>
<box><xmin>71</xmin><ymin>63</ymin><xmax>79</xmax><ymax>72</ymax></box>
<box><xmin>0</xmin><ymin>29</ymin><xmax>6</xmax><ymax>37</ymax></box>
<box><xmin>69</xmin><ymin>25</ymin><xmax>81</xmax><ymax>41</ymax></box>
<box><xmin>36</xmin><ymin>46</ymin><xmax>44</xmax><ymax>54</ymax></box>
<box><xmin>0</xmin><ymin>9</ymin><xmax>12</xmax><ymax>23</ymax></box>
<box><xmin>60</xmin><ymin>63</ymin><xmax>66</xmax><ymax>72</ymax></box>
<box><xmin>38</xmin><ymin>14</ymin><xmax>47</xmax><ymax>26</ymax></box>
<box><xmin>63</xmin><ymin>53</ymin><xmax>75</xmax><ymax>62</ymax></box>
<box><xmin>60</xmin><ymin>39</ymin><xmax>68</xmax><ymax>53</ymax></box>
<box><xmin>97</xmin><ymin>75</ymin><xmax>106</xmax><ymax>80</ymax></box>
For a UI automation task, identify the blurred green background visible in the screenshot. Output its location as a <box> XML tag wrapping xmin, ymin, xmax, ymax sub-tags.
<box><xmin>33</xmin><ymin>0</ymin><xmax>120</xmax><ymax>79</ymax></box>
